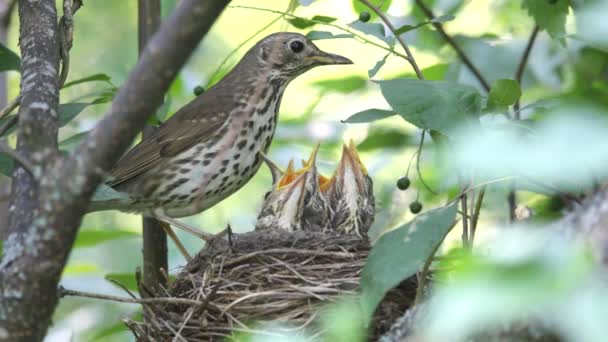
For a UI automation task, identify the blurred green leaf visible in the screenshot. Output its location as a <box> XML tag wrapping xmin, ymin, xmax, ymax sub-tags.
<box><xmin>432</xmin><ymin>14</ymin><xmax>456</xmax><ymax>23</ymax></box>
<box><xmin>306</xmin><ymin>31</ymin><xmax>353</xmax><ymax>40</ymax></box>
<box><xmin>0</xmin><ymin>43</ymin><xmax>20</xmax><ymax>72</ymax></box>
<box><xmin>59</xmin><ymin>131</ymin><xmax>89</xmax><ymax>151</ymax></box>
<box><xmin>351</xmin><ymin>0</ymin><xmax>391</xmax><ymax>20</ymax></box>
<box><xmin>360</xmin><ymin>202</ymin><xmax>458</xmax><ymax>321</ymax></box>
<box><xmin>155</xmin><ymin>95</ymin><xmax>172</xmax><ymax>122</ymax></box>
<box><xmin>286</xmin><ymin>17</ymin><xmax>316</xmax><ymax>29</ymax></box>
<box><xmin>357</xmin><ymin>128</ymin><xmax>411</xmax><ymax>151</ymax></box>
<box><xmin>487</xmin><ymin>78</ymin><xmax>521</xmax><ymax>108</ymax></box>
<box><xmin>342</xmin><ymin>108</ymin><xmax>396</xmax><ymax>123</ymax></box>
<box><xmin>348</xmin><ymin>21</ymin><xmax>390</xmax><ymax>44</ymax></box>
<box><xmin>0</xmin><ymin>152</ymin><xmax>13</xmax><ymax>176</ymax></box>
<box><xmin>105</xmin><ymin>273</ymin><xmax>138</xmax><ymax>292</ymax></box>
<box><xmin>376</xmin><ymin>79</ymin><xmax>482</xmax><ymax>133</ymax></box>
<box><xmin>75</xmin><ymin>230</ymin><xmax>138</xmax><ymax>248</ymax></box>
<box><xmin>394</xmin><ymin>15</ymin><xmax>455</xmax><ymax>35</ymax></box>
<box><xmin>0</xmin><ymin>102</ymin><xmax>93</xmax><ymax>137</ymax></box>
<box><xmin>368</xmin><ymin>53</ymin><xmax>389</xmax><ymax>78</ymax></box>
<box><xmin>311</xmin><ymin>15</ymin><xmax>336</xmax><ymax>23</ymax></box>
<box><xmin>312</xmin><ymin>75</ymin><xmax>366</xmax><ymax>94</ymax></box>
<box><xmin>522</xmin><ymin>0</ymin><xmax>570</xmax><ymax>40</ymax></box>
<box><xmin>321</xmin><ymin>298</ymin><xmax>366</xmax><ymax>342</ymax></box>
<box><xmin>424</xmin><ymin>228</ymin><xmax>595</xmax><ymax>340</ymax></box>
<box><xmin>62</xmin><ymin>73</ymin><xmax>113</xmax><ymax>89</ymax></box>
<box><xmin>58</xmin><ymin>102</ymin><xmax>93</xmax><ymax>127</ymax></box>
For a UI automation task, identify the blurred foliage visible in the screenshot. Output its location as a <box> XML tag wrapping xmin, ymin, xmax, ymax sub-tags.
<box><xmin>0</xmin><ymin>0</ymin><xmax>606</xmax><ymax>340</ymax></box>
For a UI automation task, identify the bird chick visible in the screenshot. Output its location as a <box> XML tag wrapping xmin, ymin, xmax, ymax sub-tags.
<box><xmin>256</xmin><ymin>145</ymin><xmax>331</xmax><ymax>232</ymax></box>
<box><xmin>324</xmin><ymin>140</ymin><xmax>375</xmax><ymax>237</ymax></box>
<box><xmin>256</xmin><ymin>142</ymin><xmax>374</xmax><ymax>236</ymax></box>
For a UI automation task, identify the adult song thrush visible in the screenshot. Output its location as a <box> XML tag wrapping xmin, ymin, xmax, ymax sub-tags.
<box><xmin>88</xmin><ymin>33</ymin><xmax>352</xmax><ymax>242</ymax></box>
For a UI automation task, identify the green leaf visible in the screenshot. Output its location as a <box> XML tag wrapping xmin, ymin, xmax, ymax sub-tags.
<box><xmin>487</xmin><ymin>79</ymin><xmax>521</xmax><ymax>108</ymax></box>
<box><xmin>0</xmin><ymin>152</ymin><xmax>14</xmax><ymax>176</ymax></box>
<box><xmin>105</xmin><ymin>273</ymin><xmax>138</xmax><ymax>292</ymax></box>
<box><xmin>376</xmin><ymin>79</ymin><xmax>482</xmax><ymax>133</ymax></box>
<box><xmin>348</xmin><ymin>21</ymin><xmax>388</xmax><ymax>43</ymax></box>
<box><xmin>522</xmin><ymin>0</ymin><xmax>570</xmax><ymax>40</ymax></box>
<box><xmin>306</xmin><ymin>31</ymin><xmax>353</xmax><ymax>40</ymax></box>
<box><xmin>311</xmin><ymin>15</ymin><xmax>336</xmax><ymax>23</ymax></box>
<box><xmin>62</xmin><ymin>73</ymin><xmax>113</xmax><ymax>89</ymax></box>
<box><xmin>394</xmin><ymin>15</ymin><xmax>455</xmax><ymax>35</ymax></box>
<box><xmin>368</xmin><ymin>53</ymin><xmax>389</xmax><ymax>78</ymax></box>
<box><xmin>432</xmin><ymin>14</ymin><xmax>455</xmax><ymax>23</ymax></box>
<box><xmin>312</xmin><ymin>75</ymin><xmax>366</xmax><ymax>94</ymax></box>
<box><xmin>357</xmin><ymin>128</ymin><xmax>411</xmax><ymax>151</ymax></box>
<box><xmin>394</xmin><ymin>24</ymin><xmax>421</xmax><ymax>35</ymax></box>
<box><xmin>286</xmin><ymin>17</ymin><xmax>316</xmax><ymax>29</ymax></box>
<box><xmin>58</xmin><ymin>102</ymin><xmax>93</xmax><ymax>127</ymax></box>
<box><xmin>342</xmin><ymin>109</ymin><xmax>396</xmax><ymax>124</ymax></box>
<box><xmin>0</xmin><ymin>43</ymin><xmax>20</xmax><ymax>72</ymax></box>
<box><xmin>59</xmin><ymin>131</ymin><xmax>89</xmax><ymax>151</ymax></box>
<box><xmin>360</xmin><ymin>202</ymin><xmax>458</xmax><ymax>321</ymax></box>
<box><xmin>75</xmin><ymin>230</ymin><xmax>138</xmax><ymax>248</ymax></box>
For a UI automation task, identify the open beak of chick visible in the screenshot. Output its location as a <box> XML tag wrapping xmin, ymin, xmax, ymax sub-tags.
<box><xmin>256</xmin><ymin>141</ymin><xmax>374</xmax><ymax>236</ymax></box>
<box><xmin>256</xmin><ymin>146</ymin><xmax>328</xmax><ymax>232</ymax></box>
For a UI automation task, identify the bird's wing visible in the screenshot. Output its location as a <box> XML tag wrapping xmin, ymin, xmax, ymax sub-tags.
<box><xmin>107</xmin><ymin>90</ymin><xmax>233</xmax><ymax>188</ymax></box>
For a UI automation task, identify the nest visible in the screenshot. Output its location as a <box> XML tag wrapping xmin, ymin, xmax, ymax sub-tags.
<box><xmin>125</xmin><ymin>229</ymin><xmax>417</xmax><ymax>341</ymax></box>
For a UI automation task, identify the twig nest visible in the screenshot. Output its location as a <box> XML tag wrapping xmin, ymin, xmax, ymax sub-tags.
<box><xmin>126</xmin><ymin>229</ymin><xmax>417</xmax><ymax>341</ymax></box>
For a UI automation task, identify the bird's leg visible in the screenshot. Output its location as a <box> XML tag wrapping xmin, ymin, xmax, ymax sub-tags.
<box><xmin>156</xmin><ymin>221</ymin><xmax>193</xmax><ymax>262</ymax></box>
<box><xmin>153</xmin><ymin>210</ymin><xmax>229</xmax><ymax>243</ymax></box>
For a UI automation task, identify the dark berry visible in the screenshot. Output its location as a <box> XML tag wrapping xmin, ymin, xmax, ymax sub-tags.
<box><xmin>359</xmin><ymin>11</ymin><xmax>371</xmax><ymax>22</ymax></box>
<box><xmin>397</xmin><ymin>176</ymin><xmax>410</xmax><ymax>190</ymax></box>
<box><xmin>193</xmin><ymin>85</ymin><xmax>205</xmax><ymax>96</ymax></box>
<box><xmin>409</xmin><ymin>201</ymin><xmax>422</xmax><ymax>214</ymax></box>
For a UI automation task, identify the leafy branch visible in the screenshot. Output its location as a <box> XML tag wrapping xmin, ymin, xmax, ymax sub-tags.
<box><xmin>229</xmin><ymin>5</ymin><xmax>411</xmax><ymax>61</ymax></box>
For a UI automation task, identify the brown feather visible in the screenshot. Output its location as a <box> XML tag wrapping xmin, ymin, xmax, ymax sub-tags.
<box><xmin>106</xmin><ymin>88</ymin><xmax>234</xmax><ymax>188</ymax></box>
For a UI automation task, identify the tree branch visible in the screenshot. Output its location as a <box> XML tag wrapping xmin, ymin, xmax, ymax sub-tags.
<box><xmin>0</xmin><ymin>1</ymin><xmax>229</xmax><ymax>340</ymax></box>
<box><xmin>508</xmin><ymin>25</ymin><xmax>539</xmax><ymax>223</ymax></box>
<box><xmin>359</xmin><ymin>0</ymin><xmax>424</xmax><ymax>79</ymax></box>
<box><xmin>0</xmin><ymin>1</ymin><xmax>61</xmax><ymax>340</ymax></box>
<box><xmin>138</xmin><ymin>0</ymin><xmax>169</xmax><ymax>299</ymax></box>
<box><xmin>414</xmin><ymin>0</ymin><xmax>491</xmax><ymax>92</ymax></box>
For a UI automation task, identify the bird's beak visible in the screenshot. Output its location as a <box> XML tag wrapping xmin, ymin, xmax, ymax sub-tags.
<box><xmin>305</xmin><ymin>50</ymin><xmax>353</xmax><ymax>65</ymax></box>
<box><xmin>259</xmin><ymin>152</ymin><xmax>284</xmax><ymax>187</ymax></box>
<box><xmin>331</xmin><ymin>140</ymin><xmax>368</xmax><ymax>192</ymax></box>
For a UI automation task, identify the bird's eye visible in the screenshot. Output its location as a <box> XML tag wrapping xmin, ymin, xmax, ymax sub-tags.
<box><xmin>289</xmin><ymin>40</ymin><xmax>304</xmax><ymax>53</ymax></box>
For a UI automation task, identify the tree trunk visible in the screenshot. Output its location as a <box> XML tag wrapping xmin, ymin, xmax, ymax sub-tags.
<box><xmin>0</xmin><ymin>1</ymin><xmax>229</xmax><ymax>340</ymax></box>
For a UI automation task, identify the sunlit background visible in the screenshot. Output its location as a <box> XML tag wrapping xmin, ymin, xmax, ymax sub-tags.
<box><xmin>1</xmin><ymin>0</ymin><xmax>606</xmax><ymax>340</ymax></box>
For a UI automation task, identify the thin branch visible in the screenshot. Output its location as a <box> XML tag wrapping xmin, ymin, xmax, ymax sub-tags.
<box><xmin>414</xmin><ymin>0</ymin><xmax>490</xmax><ymax>92</ymax></box>
<box><xmin>415</xmin><ymin>240</ymin><xmax>440</xmax><ymax>305</ymax></box>
<box><xmin>58</xmin><ymin>286</ymin><xmax>204</xmax><ymax>306</ymax></box>
<box><xmin>415</xmin><ymin>131</ymin><xmax>438</xmax><ymax>195</ymax></box>
<box><xmin>230</xmin><ymin>5</ymin><xmax>411</xmax><ymax>62</ymax></box>
<box><xmin>508</xmin><ymin>25</ymin><xmax>539</xmax><ymax>222</ymax></box>
<box><xmin>470</xmin><ymin>187</ymin><xmax>485</xmax><ymax>246</ymax></box>
<box><xmin>0</xmin><ymin>111</ymin><xmax>16</xmax><ymax>137</ymax></box>
<box><xmin>58</xmin><ymin>0</ymin><xmax>83</xmax><ymax>87</ymax></box>
<box><xmin>513</xmin><ymin>25</ymin><xmax>539</xmax><ymax>118</ymax></box>
<box><xmin>0</xmin><ymin>141</ymin><xmax>34</xmax><ymax>175</ymax></box>
<box><xmin>207</xmin><ymin>14</ymin><xmax>283</xmax><ymax>87</ymax></box>
<box><xmin>359</xmin><ymin>0</ymin><xmax>424</xmax><ymax>79</ymax></box>
<box><xmin>0</xmin><ymin>96</ymin><xmax>18</xmax><ymax>122</ymax></box>
<box><xmin>460</xmin><ymin>193</ymin><xmax>469</xmax><ymax>248</ymax></box>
